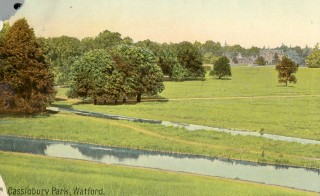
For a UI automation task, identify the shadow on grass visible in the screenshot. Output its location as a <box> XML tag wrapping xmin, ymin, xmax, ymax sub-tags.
<box><xmin>54</xmin><ymin>97</ymin><xmax>68</xmax><ymax>101</ymax></box>
<box><xmin>70</xmin><ymin>97</ymin><xmax>169</xmax><ymax>106</ymax></box>
<box><xmin>276</xmin><ymin>85</ymin><xmax>296</xmax><ymax>88</ymax></box>
<box><xmin>212</xmin><ymin>78</ymin><xmax>232</xmax><ymax>80</ymax></box>
<box><xmin>51</xmin><ymin>102</ymin><xmax>74</xmax><ymax>110</ymax></box>
<box><xmin>0</xmin><ymin>111</ymin><xmax>55</xmax><ymax>119</ymax></box>
<box><xmin>164</xmin><ymin>78</ymin><xmax>206</xmax><ymax>82</ymax></box>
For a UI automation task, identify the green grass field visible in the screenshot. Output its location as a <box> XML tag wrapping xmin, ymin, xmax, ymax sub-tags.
<box><xmin>1</xmin><ymin>66</ymin><xmax>319</xmax><ymax>195</ymax></box>
<box><xmin>1</xmin><ymin>112</ymin><xmax>319</xmax><ymax>168</ymax></box>
<box><xmin>0</xmin><ymin>152</ymin><xmax>316</xmax><ymax>196</ymax></box>
<box><xmin>55</xmin><ymin>67</ymin><xmax>320</xmax><ymax>140</ymax></box>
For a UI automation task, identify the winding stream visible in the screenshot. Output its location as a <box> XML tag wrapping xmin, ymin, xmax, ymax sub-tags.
<box><xmin>0</xmin><ymin>136</ymin><xmax>319</xmax><ymax>192</ymax></box>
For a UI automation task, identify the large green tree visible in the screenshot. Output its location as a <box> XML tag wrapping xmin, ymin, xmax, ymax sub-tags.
<box><xmin>111</xmin><ymin>45</ymin><xmax>164</xmax><ymax>102</ymax></box>
<box><xmin>211</xmin><ymin>56</ymin><xmax>231</xmax><ymax>79</ymax></box>
<box><xmin>94</xmin><ymin>30</ymin><xmax>123</xmax><ymax>50</ymax></box>
<box><xmin>44</xmin><ymin>36</ymin><xmax>82</xmax><ymax>85</ymax></box>
<box><xmin>306</xmin><ymin>44</ymin><xmax>320</xmax><ymax>68</ymax></box>
<box><xmin>176</xmin><ymin>41</ymin><xmax>205</xmax><ymax>78</ymax></box>
<box><xmin>68</xmin><ymin>49</ymin><xmax>114</xmax><ymax>105</ymax></box>
<box><xmin>157</xmin><ymin>46</ymin><xmax>182</xmax><ymax>77</ymax></box>
<box><xmin>202</xmin><ymin>41</ymin><xmax>223</xmax><ymax>56</ymax></box>
<box><xmin>0</xmin><ymin>18</ymin><xmax>55</xmax><ymax>113</ymax></box>
<box><xmin>275</xmin><ymin>56</ymin><xmax>299</xmax><ymax>86</ymax></box>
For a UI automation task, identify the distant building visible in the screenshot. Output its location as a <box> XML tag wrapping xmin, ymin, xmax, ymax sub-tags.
<box><xmin>259</xmin><ymin>49</ymin><xmax>285</xmax><ymax>64</ymax></box>
<box><xmin>224</xmin><ymin>53</ymin><xmax>258</xmax><ymax>65</ymax></box>
<box><xmin>224</xmin><ymin>49</ymin><xmax>285</xmax><ymax>65</ymax></box>
<box><xmin>236</xmin><ymin>53</ymin><xmax>258</xmax><ymax>64</ymax></box>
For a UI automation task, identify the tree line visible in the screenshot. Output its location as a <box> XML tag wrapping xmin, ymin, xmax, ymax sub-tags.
<box><xmin>0</xmin><ymin>19</ymin><xmax>318</xmax><ymax>113</ymax></box>
<box><xmin>38</xmin><ymin>31</ymin><xmax>205</xmax><ymax>86</ymax></box>
<box><xmin>38</xmin><ymin>31</ymin><xmax>320</xmax><ymax>87</ymax></box>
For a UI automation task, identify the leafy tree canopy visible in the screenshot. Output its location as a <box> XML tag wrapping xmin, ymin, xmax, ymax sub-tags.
<box><xmin>306</xmin><ymin>44</ymin><xmax>320</xmax><ymax>68</ymax></box>
<box><xmin>176</xmin><ymin>41</ymin><xmax>205</xmax><ymax>78</ymax></box>
<box><xmin>0</xmin><ymin>18</ymin><xmax>55</xmax><ymax>113</ymax></box>
<box><xmin>211</xmin><ymin>56</ymin><xmax>232</xmax><ymax>79</ymax></box>
<box><xmin>275</xmin><ymin>56</ymin><xmax>299</xmax><ymax>86</ymax></box>
<box><xmin>111</xmin><ymin>44</ymin><xmax>164</xmax><ymax>102</ymax></box>
<box><xmin>68</xmin><ymin>49</ymin><xmax>114</xmax><ymax>105</ymax></box>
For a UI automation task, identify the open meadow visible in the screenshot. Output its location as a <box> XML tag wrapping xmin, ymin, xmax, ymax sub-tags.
<box><xmin>0</xmin><ymin>152</ymin><xmax>315</xmax><ymax>196</ymax></box>
<box><xmin>1</xmin><ymin>66</ymin><xmax>319</xmax><ymax>195</ymax></box>
<box><xmin>1</xmin><ymin>67</ymin><xmax>320</xmax><ymax>169</ymax></box>
<box><xmin>55</xmin><ymin>67</ymin><xmax>320</xmax><ymax>140</ymax></box>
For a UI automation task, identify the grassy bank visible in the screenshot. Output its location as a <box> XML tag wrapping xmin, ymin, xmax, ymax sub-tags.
<box><xmin>54</xmin><ymin>67</ymin><xmax>320</xmax><ymax>140</ymax></box>
<box><xmin>1</xmin><ymin>112</ymin><xmax>319</xmax><ymax>168</ymax></box>
<box><xmin>0</xmin><ymin>152</ymin><xmax>316</xmax><ymax>196</ymax></box>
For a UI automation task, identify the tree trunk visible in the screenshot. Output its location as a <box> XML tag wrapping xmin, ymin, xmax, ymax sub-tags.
<box><xmin>104</xmin><ymin>100</ymin><xmax>107</xmax><ymax>104</ymax></box>
<box><xmin>137</xmin><ymin>93</ymin><xmax>141</xmax><ymax>103</ymax></box>
<box><xmin>123</xmin><ymin>97</ymin><xmax>127</xmax><ymax>103</ymax></box>
<box><xmin>93</xmin><ymin>98</ymin><xmax>97</xmax><ymax>105</ymax></box>
<box><xmin>114</xmin><ymin>99</ymin><xmax>118</xmax><ymax>104</ymax></box>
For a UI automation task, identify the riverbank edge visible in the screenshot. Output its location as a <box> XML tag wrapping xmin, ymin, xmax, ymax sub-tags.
<box><xmin>1</xmin><ymin>134</ymin><xmax>319</xmax><ymax>171</ymax></box>
<box><xmin>0</xmin><ymin>151</ymin><xmax>318</xmax><ymax>195</ymax></box>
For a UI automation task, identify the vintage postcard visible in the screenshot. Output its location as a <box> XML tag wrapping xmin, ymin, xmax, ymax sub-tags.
<box><xmin>0</xmin><ymin>0</ymin><xmax>319</xmax><ymax>195</ymax></box>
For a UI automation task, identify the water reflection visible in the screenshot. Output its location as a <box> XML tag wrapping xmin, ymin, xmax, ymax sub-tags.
<box><xmin>0</xmin><ymin>137</ymin><xmax>47</xmax><ymax>155</ymax></box>
<box><xmin>0</xmin><ymin>136</ymin><xmax>319</xmax><ymax>192</ymax></box>
<box><xmin>75</xmin><ymin>145</ymin><xmax>139</xmax><ymax>161</ymax></box>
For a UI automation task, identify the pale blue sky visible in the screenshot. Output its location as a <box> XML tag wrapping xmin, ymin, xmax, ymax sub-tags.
<box><xmin>10</xmin><ymin>0</ymin><xmax>320</xmax><ymax>47</ymax></box>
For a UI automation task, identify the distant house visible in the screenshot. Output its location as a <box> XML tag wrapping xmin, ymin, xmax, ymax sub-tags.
<box><xmin>236</xmin><ymin>53</ymin><xmax>258</xmax><ymax>64</ymax></box>
<box><xmin>224</xmin><ymin>53</ymin><xmax>258</xmax><ymax>65</ymax></box>
<box><xmin>224</xmin><ymin>49</ymin><xmax>285</xmax><ymax>65</ymax></box>
<box><xmin>259</xmin><ymin>49</ymin><xmax>284</xmax><ymax>64</ymax></box>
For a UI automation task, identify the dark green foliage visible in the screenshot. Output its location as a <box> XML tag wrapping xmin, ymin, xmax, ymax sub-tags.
<box><xmin>171</xmin><ymin>63</ymin><xmax>188</xmax><ymax>80</ymax></box>
<box><xmin>255</xmin><ymin>56</ymin><xmax>266</xmax><ymax>65</ymax></box>
<box><xmin>203</xmin><ymin>53</ymin><xmax>219</xmax><ymax>64</ymax></box>
<box><xmin>157</xmin><ymin>47</ymin><xmax>182</xmax><ymax>77</ymax></box>
<box><xmin>135</xmin><ymin>39</ymin><xmax>161</xmax><ymax>55</ymax></box>
<box><xmin>68</xmin><ymin>49</ymin><xmax>114</xmax><ymax>104</ymax></box>
<box><xmin>111</xmin><ymin>45</ymin><xmax>164</xmax><ymax>102</ymax></box>
<box><xmin>0</xmin><ymin>18</ymin><xmax>55</xmax><ymax>113</ymax></box>
<box><xmin>211</xmin><ymin>56</ymin><xmax>232</xmax><ymax>79</ymax></box>
<box><xmin>232</xmin><ymin>56</ymin><xmax>238</xmax><ymax>64</ymax></box>
<box><xmin>43</xmin><ymin>36</ymin><xmax>82</xmax><ymax>85</ymax></box>
<box><xmin>176</xmin><ymin>41</ymin><xmax>205</xmax><ymax>78</ymax></box>
<box><xmin>202</xmin><ymin>41</ymin><xmax>223</xmax><ymax>56</ymax></box>
<box><xmin>275</xmin><ymin>56</ymin><xmax>299</xmax><ymax>86</ymax></box>
<box><xmin>94</xmin><ymin>30</ymin><xmax>123</xmax><ymax>50</ymax></box>
<box><xmin>274</xmin><ymin>53</ymin><xmax>280</xmax><ymax>64</ymax></box>
<box><xmin>80</xmin><ymin>37</ymin><xmax>96</xmax><ymax>52</ymax></box>
<box><xmin>104</xmin><ymin>70</ymin><xmax>127</xmax><ymax>103</ymax></box>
